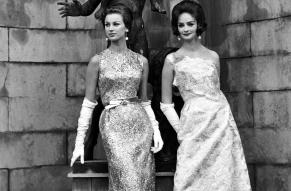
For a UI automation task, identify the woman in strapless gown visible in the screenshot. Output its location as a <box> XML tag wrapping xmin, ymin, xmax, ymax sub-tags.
<box><xmin>160</xmin><ymin>1</ymin><xmax>252</xmax><ymax>191</ymax></box>
<box><xmin>70</xmin><ymin>5</ymin><xmax>163</xmax><ymax>191</ymax></box>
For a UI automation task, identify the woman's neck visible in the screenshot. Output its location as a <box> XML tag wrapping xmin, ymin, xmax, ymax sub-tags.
<box><xmin>181</xmin><ymin>38</ymin><xmax>202</xmax><ymax>52</ymax></box>
<box><xmin>108</xmin><ymin>39</ymin><xmax>128</xmax><ymax>53</ymax></box>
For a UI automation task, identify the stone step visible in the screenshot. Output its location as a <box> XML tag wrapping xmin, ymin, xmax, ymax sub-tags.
<box><xmin>71</xmin><ymin>160</ymin><xmax>176</xmax><ymax>174</ymax></box>
<box><xmin>68</xmin><ymin>160</ymin><xmax>175</xmax><ymax>191</ymax></box>
<box><xmin>70</xmin><ymin>176</ymin><xmax>174</xmax><ymax>191</ymax></box>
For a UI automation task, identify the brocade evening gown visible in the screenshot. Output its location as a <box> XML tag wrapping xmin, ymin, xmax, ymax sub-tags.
<box><xmin>97</xmin><ymin>49</ymin><xmax>155</xmax><ymax>191</ymax></box>
<box><xmin>168</xmin><ymin>53</ymin><xmax>252</xmax><ymax>191</ymax></box>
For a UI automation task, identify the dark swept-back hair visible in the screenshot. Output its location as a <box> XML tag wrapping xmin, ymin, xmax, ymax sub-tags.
<box><xmin>100</xmin><ymin>5</ymin><xmax>133</xmax><ymax>31</ymax></box>
<box><xmin>171</xmin><ymin>0</ymin><xmax>207</xmax><ymax>36</ymax></box>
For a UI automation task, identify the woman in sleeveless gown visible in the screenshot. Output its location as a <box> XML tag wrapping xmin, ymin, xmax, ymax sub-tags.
<box><xmin>70</xmin><ymin>5</ymin><xmax>163</xmax><ymax>191</ymax></box>
<box><xmin>160</xmin><ymin>1</ymin><xmax>252</xmax><ymax>190</ymax></box>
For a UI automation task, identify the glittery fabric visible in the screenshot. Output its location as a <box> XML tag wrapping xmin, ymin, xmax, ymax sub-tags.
<box><xmin>97</xmin><ymin>49</ymin><xmax>155</xmax><ymax>191</ymax></box>
<box><xmin>169</xmin><ymin>54</ymin><xmax>252</xmax><ymax>191</ymax></box>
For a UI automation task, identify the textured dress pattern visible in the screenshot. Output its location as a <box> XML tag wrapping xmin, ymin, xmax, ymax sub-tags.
<box><xmin>97</xmin><ymin>49</ymin><xmax>154</xmax><ymax>191</ymax></box>
<box><xmin>169</xmin><ymin>54</ymin><xmax>252</xmax><ymax>191</ymax></box>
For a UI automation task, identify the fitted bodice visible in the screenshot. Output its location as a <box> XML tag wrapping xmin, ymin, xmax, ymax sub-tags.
<box><xmin>97</xmin><ymin>49</ymin><xmax>143</xmax><ymax>105</ymax></box>
<box><xmin>170</xmin><ymin>55</ymin><xmax>221</xmax><ymax>101</ymax></box>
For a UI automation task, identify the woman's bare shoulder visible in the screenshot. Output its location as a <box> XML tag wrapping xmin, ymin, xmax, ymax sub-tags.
<box><xmin>202</xmin><ymin>47</ymin><xmax>219</xmax><ymax>62</ymax></box>
<box><xmin>88</xmin><ymin>53</ymin><xmax>102</xmax><ymax>71</ymax></box>
<box><xmin>138</xmin><ymin>53</ymin><xmax>148</xmax><ymax>64</ymax></box>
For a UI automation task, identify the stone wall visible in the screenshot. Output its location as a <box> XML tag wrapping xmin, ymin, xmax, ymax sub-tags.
<box><xmin>0</xmin><ymin>0</ymin><xmax>106</xmax><ymax>190</ymax></box>
<box><xmin>0</xmin><ymin>0</ymin><xmax>290</xmax><ymax>190</ymax></box>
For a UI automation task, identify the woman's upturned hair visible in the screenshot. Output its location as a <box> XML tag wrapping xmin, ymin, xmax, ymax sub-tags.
<box><xmin>171</xmin><ymin>0</ymin><xmax>207</xmax><ymax>36</ymax></box>
<box><xmin>100</xmin><ymin>5</ymin><xmax>133</xmax><ymax>31</ymax></box>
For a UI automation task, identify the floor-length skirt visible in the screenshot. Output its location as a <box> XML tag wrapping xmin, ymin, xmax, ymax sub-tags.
<box><xmin>174</xmin><ymin>97</ymin><xmax>252</xmax><ymax>191</ymax></box>
<box><xmin>99</xmin><ymin>103</ymin><xmax>155</xmax><ymax>191</ymax></box>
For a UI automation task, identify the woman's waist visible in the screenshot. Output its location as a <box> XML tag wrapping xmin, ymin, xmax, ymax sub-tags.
<box><xmin>181</xmin><ymin>90</ymin><xmax>224</xmax><ymax>102</ymax></box>
<box><xmin>181</xmin><ymin>92</ymin><xmax>229</xmax><ymax>111</ymax></box>
<box><xmin>103</xmin><ymin>97</ymin><xmax>141</xmax><ymax>110</ymax></box>
<box><xmin>99</xmin><ymin>97</ymin><xmax>149</xmax><ymax>123</ymax></box>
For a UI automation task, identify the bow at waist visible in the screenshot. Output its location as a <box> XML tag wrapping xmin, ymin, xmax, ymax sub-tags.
<box><xmin>104</xmin><ymin>97</ymin><xmax>140</xmax><ymax>110</ymax></box>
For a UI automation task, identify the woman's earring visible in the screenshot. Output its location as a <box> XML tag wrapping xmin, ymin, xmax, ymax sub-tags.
<box><xmin>198</xmin><ymin>36</ymin><xmax>201</xmax><ymax>40</ymax></box>
<box><xmin>125</xmin><ymin>29</ymin><xmax>129</xmax><ymax>41</ymax></box>
<box><xmin>177</xmin><ymin>36</ymin><xmax>181</xmax><ymax>41</ymax></box>
<box><xmin>105</xmin><ymin>37</ymin><xmax>109</xmax><ymax>41</ymax></box>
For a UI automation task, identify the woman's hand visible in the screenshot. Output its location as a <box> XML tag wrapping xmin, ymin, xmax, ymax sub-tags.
<box><xmin>151</xmin><ymin>128</ymin><xmax>164</xmax><ymax>153</ymax></box>
<box><xmin>70</xmin><ymin>145</ymin><xmax>84</xmax><ymax>167</ymax></box>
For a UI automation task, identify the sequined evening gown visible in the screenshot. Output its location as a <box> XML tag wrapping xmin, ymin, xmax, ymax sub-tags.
<box><xmin>97</xmin><ymin>49</ymin><xmax>155</xmax><ymax>191</ymax></box>
<box><xmin>167</xmin><ymin>54</ymin><xmax>251</xmax><ymax>191</ymax></box>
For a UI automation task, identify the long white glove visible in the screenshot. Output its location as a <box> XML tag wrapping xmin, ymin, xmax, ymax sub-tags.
<box><xmin>160</xmin><ymin>102</ymin><xmax>180</xmax><ymax>132</ymax></box>
<box><xmin>70</xmin><ymin>98</ymin><xmax>97</xmax><ymax>166</ymax></box>
<box><xmin>141</xmin><ymin>101</ymin><xmax>164</xmax><ymax>153</ymax></box>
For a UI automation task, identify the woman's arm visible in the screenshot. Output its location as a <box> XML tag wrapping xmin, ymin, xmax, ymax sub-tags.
<box><xmin>161</xmin><ymin>54</ymin><xmax>174</xmax><ymax>103</ymax></box>
<box><xmin>138</xmin><ymin>55</ymin><xmax>163</xmax><ymax>153</ymax></box>
<box><xmin>160</xmin><ymin>54</ymin><xmax>180</xmax><ymax>132</ymax></box>
<box><xmin>81</xmin><ymin>0</ymin><xmax>102</xmax><ymax>16</ymax></box>
<box><xmin>210</xmin><ymin>50</ymin><xmax>220</xmax><ymax>79</ymax></box>
<box><xmin>215</xmin><ymin>55</ymin><xmax>220</xmax><ymax>79</ymax></box>
<box><xmin>85</xmin><ymin>55</ymin><xmax>100</xmax><ymax>101</ymax></box>
<box><xmin>70</xmin><ymin>55</ymin><xmax>100</xmax><ymax>166</ymax></box>
<box><xmin>138</xmin><ymin>56</ymin><xmax>149</xmax><ymax>101</ymax></box>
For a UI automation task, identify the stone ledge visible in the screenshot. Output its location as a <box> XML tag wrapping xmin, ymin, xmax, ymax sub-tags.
<box><xmin>71</xmin><ymin>160</ymin><xmax>176</xmax><ymax>174</ymax></box>
<box><xmin>68</xmin><ymin>172</ymin><xmax>175</xmax><ymax>178</ymax></box>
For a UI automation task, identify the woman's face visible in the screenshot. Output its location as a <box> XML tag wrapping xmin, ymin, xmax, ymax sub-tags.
<box><xmin>104</xmin><ymin>13</ymin><xmax>128</xmax><ymax>42</ymax></box>
<box><xmin>177</xmin><ymin>12</ymin><xmax>198</xmax><ymax>41</ymax></box>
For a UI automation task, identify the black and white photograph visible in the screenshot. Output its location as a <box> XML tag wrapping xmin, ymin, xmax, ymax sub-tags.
<box><xmin>0</xmin><ymin>0</ymin><xmax>290</xmax><ymax>190</ymax></box>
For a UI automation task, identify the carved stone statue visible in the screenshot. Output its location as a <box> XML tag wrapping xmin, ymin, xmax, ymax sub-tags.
<box><xmin>57</xmin><ymin>0</ymin><xmax>166</xmax><ymax>58</ymax></box>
